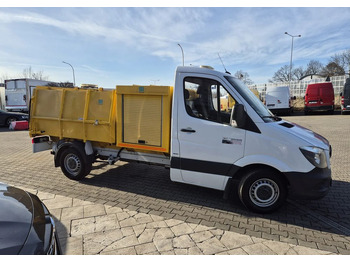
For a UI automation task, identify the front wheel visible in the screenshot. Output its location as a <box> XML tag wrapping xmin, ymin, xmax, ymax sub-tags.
<box><xmin>59</xmin><ymin>148</ymin><xmax>91</xmax><ymax>180</ymax></box>
<box><xmin>238</xmin><ymin>169</ymin><xmax>287</xmax><ymax>213</ymax></box>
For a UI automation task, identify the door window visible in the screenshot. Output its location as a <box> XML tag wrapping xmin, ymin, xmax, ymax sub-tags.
<box><xmin>184</xmin><ymin>77</ymin><xmax>235</xmax><ymax>125</ymax></box>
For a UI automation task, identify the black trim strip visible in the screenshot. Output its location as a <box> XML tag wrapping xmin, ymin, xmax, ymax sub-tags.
<box><xmin>171</xmin><ymin>157</ymin><xmax>239</xmax><ymax>177</ymax></box>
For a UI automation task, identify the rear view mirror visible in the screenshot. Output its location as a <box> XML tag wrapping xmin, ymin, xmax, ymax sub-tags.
<box><xmin>231</xmin><ymin>104</ymin><xmax>246</xmax><ymax>128</ymax></box>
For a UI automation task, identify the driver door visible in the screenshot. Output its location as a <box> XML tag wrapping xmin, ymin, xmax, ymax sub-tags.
<box><xmin>176</xmin><ymin>75</ymin><xmax>246</xmax><ymax>190</ymax></box>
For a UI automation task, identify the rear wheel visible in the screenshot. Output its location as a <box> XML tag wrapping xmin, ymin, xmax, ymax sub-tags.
<box><xmin>238</xmin><ymin>168</ymin><xmax>287</xmax><ymax>213</ymax></box>
<box><xmin>59</xmin><ymin>148</ymin><xmax>91</xmax><ymax>180</ymax></box>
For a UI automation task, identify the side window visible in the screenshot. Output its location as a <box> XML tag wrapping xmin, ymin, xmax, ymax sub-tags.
<box><xmin>184</xmin><ymin>77</ymin><xmax>236</xmax><ymax>125</ymax></box>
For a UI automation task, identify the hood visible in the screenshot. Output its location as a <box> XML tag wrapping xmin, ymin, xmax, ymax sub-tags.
<box><xmin>0</xmin><ymin>183</ymin><xmax>33</xmax><ymax>255</ymax></box>
<box><xmin>271</xmin><ymin>121</ymin><xmax>330</xmax><ymax>150</ymax></box>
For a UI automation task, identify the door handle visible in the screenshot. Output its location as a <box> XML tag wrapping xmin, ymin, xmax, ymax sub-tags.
<box><xmin>181</xmin><ymin>128</ymin><xmax>196</xmax><ymax>133</ymax></box>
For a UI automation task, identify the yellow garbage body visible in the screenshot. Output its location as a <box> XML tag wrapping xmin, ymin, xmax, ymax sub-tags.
<box><xmin>116</xmin><ymin>85</ymin><xmax>172</xmax><ymax>153</ymax></box>
<box><xmin>29</xmin><ymin>85</ymin><xmax>173</xmax><ymax>154</ymax></box>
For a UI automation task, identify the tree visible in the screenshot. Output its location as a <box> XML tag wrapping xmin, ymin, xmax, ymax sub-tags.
<box><xmin>321</xmin><ymin>62</ymin><xmax>345</xmax><ymax>77</ymax></box>
<box><xmin>329</xmin><ymin>49</ymin><xmax>350</xmax><ymax>73</ymax></box>
<box><xmin>47</xmin><ymin>82</ymin><xmax>73</xmax><ymax>87</ymax></box>
<box><xmin>234</xmin><ymin>70</ymin><xmax>254</xmax><ymax>85</ymax></box>
<box><xmin>22</xmin><ymin>66</ymin><xmax>49</xmax><ymax>81</ymax></box>
<box><xmin>293</xmin><ymin>66</ymin><xmax>306</xmax><ymax>80</ymax></box>
<box><xmin>305</xmin><ymin>60</ymin><xmax>324</xmax><ymax>75</ymax></box>
<box><xmin>270</xmin><ymin>65</ymin><xmax>290</xmax><ymax>82</ymax></box>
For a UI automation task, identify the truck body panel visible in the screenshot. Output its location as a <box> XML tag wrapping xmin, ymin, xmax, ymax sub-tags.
<box><xmin>5</xmin><ymin>79</ymin><xmax>51</xmax><ymax>112</ymax></box>
<box><xmin>341</xmin><ymin>78</ymin><xmax>350</xmax><ymax>114</ymax></box>
<box><xmin>265</xmin><ymin>86</ymin><xmax>293</xmax><ymax>114</ymax></box>
<box><xmin>304</xmin><ymin>82</ymin><xmax>334</xmax><ymax>113</ymax></box>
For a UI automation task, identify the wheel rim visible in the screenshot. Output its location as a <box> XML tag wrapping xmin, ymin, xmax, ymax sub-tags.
<box><xmin>64</xmin><ymin>153</ymin><xmax>82</xmax><ymax>176</ymax></box>
<box><xmin>249</xmin><ymin>178</ymin><xmax>280</xmax><ymax>208</ymax></box>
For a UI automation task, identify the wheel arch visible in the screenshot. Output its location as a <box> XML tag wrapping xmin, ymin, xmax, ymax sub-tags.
<box><xmin>224</xmin><ymin>163</ymin><xmax>289</xmax><ymax>200</ymax></box>
<box><xmin>54</xmin><ymin>140</ymin><xmax>87</xmax><ymax>167</ymax></box>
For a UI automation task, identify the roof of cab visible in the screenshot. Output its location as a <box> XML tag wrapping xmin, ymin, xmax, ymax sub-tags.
<box><xmin>176</xmin><ymin>66</ymin><xmax>232</xmax><ymax>78</ymax></box>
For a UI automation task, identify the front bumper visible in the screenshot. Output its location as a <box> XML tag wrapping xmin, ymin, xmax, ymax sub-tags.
<box><xmin>284</xmin><ymin>167</ymin><xmax>332</xmax><ymax>200</ymax></box>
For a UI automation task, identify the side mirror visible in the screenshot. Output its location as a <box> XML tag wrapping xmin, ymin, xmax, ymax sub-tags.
<box><xmin>231</xmin><ymin>104</ymin><xmax>246</xmax><ymax>128</ymax></box>
<box><xmin>340</xmin><ymin>92</ymin><xmax>342</xmax><ymax>96</ymax></box>
<box><xmin>293</xmin><ymin>96</ymin><xmax>296</xmax><ymax>100</ymax></box>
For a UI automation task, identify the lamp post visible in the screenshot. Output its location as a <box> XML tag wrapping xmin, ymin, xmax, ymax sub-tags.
<box><xmin>284</xmin><ymin>32</ymin><xmax>301</xmax><ymax>85</ymax></box>
<box><xmin>62</xmin><ymin>61</ymin><xmax>76</xmax><ymax>87</ymax></box>
<box><xmin>178</xmin><ymin>43</ymin><xmax>184</xmax><ymax>66</ymax></box>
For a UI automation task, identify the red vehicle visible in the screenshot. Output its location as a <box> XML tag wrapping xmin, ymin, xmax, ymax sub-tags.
<box><xmin>304</xmin><ymin>82</ymin><xmax>334</xmax><ymax>114</ymax></box>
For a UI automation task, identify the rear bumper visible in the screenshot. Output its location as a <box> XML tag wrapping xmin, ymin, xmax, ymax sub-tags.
<box><xmin>305</xmin><ymin>105</ymin><xmax>333</xmax><ymax>112</ymax></box>
<box><xmin>269</xmin><ymin>107</ymin><xmax>292</xmax><ymax>114</ymax></box>
<box><xmin>284</xmin><ymin>167</ymin><xmax>332</xmax><ymax>200</ymax></box>
<box><xmin>341</xmin><ymin>105</ymin><xmax>350</xmax><ymax>112</ymax></box>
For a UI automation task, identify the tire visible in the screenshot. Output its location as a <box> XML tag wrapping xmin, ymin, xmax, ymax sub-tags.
<box><xmin>6</xmin><ymin>117</ymin><xmax>18</xmax><ymax>126</ymax></box>
<box><xmin>238</xmin><ymin>168</ymin><xmax>287</xmax><ymax>213</ymax></box>
<box><xmin>59</xmin><ymin>147</ymin><xmax>91</xmax><ymax>180</ymax></box>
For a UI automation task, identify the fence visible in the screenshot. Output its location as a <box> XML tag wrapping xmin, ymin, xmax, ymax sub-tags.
<box><xmin>249</xmin><ymin>75</ymin><xmax>348</xmax><ymax>99</ymax></box>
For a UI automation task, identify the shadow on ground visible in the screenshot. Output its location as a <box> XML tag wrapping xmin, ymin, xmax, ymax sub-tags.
<box><xmin>81</xmin><ymin>161</ymin><xmax>350</xmax><ymax>239</ymax></box>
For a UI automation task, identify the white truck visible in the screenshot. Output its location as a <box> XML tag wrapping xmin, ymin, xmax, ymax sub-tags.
<box><xmin>265</xmin><ymin>86</ymin><xmax>295</xmax><ymax>115</ymax></box>
<box><xmin>5</xmin><ymin>78</ymin><xmax>51</xmax><ymax>112</ymax></box>
<box><xmin>30</xmin><ymin>66</ymin><xmax>332</xmax><ymax>213</ymax></box>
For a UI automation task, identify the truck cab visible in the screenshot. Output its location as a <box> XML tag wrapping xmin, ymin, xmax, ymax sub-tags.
<box><xmin>170</xmin><ymin>66</ymin><xmax>331</xmax><ymax>213</ymax></box>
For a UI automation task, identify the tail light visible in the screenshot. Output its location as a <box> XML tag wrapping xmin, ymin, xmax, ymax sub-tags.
<box><xmin>341</xmin><ymin>96</ymin><xmax>344</xmax><ymax>105</ymax></box>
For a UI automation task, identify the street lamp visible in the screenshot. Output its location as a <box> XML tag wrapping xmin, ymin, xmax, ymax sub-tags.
<box><xmin>178</xmin><ymin>43</ymin><xmax>184</xmax><ymax>66</ymax></box>
<box><xmin>62</xmin><ymin>61</ymin><xmax>76</xmax><ymax>87</ymax></box>
<box><xmin>285</xmin><ymin>32</ymin><xmax>301</xmax><ymax>84</ymax></box>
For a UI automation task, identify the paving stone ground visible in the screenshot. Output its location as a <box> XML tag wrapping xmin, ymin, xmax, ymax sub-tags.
<box><xmin>1</xmin><ymin>112</ymin><xmax>350</xmax><ymax>255</ymax></box>
<box><xmin>17</xmin><ymin>187</ymin><xmax>336</xmax><ymax>255</ymax></box>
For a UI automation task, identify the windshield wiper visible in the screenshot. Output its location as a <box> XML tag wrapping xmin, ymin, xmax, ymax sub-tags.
<box><xmin>262</xmin><ymin>115</ymin><xmax>282</xmax><ymax>121</ymax></box>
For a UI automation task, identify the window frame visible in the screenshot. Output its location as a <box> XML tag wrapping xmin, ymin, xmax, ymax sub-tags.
<box><xmin>183</xmin><ymin>76</ymin><xmax>235</xmax><ymax>125</ymax></box>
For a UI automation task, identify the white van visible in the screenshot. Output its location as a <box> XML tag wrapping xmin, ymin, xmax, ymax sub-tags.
<box><xmin>265</xmin><ymin>86</ymin><xmax>295</xmax><ymax>115</ymax></box>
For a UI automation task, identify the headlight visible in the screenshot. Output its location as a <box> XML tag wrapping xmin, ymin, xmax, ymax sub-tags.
<box><xmin>300</xmin><ymin>146</ymin><xmax>327</xmax><ymax>168</ymax></box>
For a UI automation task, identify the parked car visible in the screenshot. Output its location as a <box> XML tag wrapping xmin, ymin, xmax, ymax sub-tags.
<box><xmin>340</xmin><ymin>78</ymin><xmax>350</xmax><ymax>115</ymax></box>
<box><xmin>0</xmin><ymin>109</ymin><xmax>28</xmax><ymax>126</ymax></box>
<box><xmin>0</xmin><ymin>182</ymin><xmax>61</xmax><ymax>255</ymax></box>
<box><xmin>304</xmin><ymin>82</ymin><xmax>334</xmax><ymax>114</ymax></box>
<box><xmin>265</xmin><ymin>86</ymin><xmax>295</xmax><ymax>115</ymax></box>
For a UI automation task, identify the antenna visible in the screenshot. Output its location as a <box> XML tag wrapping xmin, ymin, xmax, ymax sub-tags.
<box><xmin>218</xmin><ymin>53</ymin><xmax>231</xmax><ymax>74</ymax></box>
<box><xmin>178</xmin><ymin>44</ymin><xmax>184</xmax><ymax>66</ymax></box>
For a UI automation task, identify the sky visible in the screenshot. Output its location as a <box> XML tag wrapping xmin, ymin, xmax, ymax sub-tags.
<box><xmin>1</xmin><ymin>2</ymin><xmax>350</xmax><ymax>88</ymax></box>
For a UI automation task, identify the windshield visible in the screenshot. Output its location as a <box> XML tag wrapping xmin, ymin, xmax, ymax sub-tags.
<box><xmin>224</xmin><ymin>76</ymin><xmax>278</xmax><ymax>122</ymax></box>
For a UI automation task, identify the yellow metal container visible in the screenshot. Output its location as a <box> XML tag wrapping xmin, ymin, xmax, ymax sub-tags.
<box><xmin>116</xmin><ymin>85</ymin><xmax>172</xmax><ymax>153</ymax></box>
<box><xmin>30</xmin><ymin>84</ymin><xmax>173</xmax><ymax>154</ymax></box>
<box><xmin>30</xmin><ymin>86</ymin><xmax>116</xmax><ymax>143</ymax></box>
